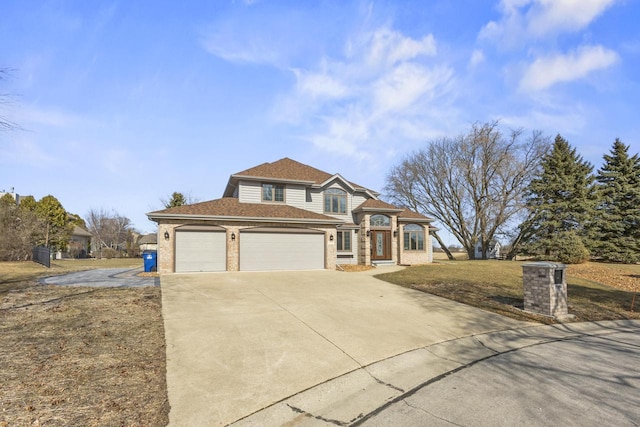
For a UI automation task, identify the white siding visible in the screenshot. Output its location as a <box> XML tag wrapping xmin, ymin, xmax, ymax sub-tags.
<box><xmin>285</xmin><ymin>184</ymin><xmax>307</xmax><ymax>209</ymax></box>
<box><xmin>240</xmin><ymin>231</ymin><xmax>324</xmax><ymax>271</ymax></box>
<box><xmin>306</xmin><ymin>188</ymin><xmax>324</xmax><ymax>213</ymax></box>
<box><xmin>352</xmin><ymin>193</ymin><xmax>369</xmax><ymax>210</ymax></box>
<box><xmin>238</xmin><ymin>180</ymin><xmax>262</xmax><ymax>203</ymax></box>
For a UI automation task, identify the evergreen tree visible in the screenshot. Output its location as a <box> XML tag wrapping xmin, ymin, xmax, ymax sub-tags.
<box><xmin>521</xmin><ymin>135</ymin><xmax>596</xmax><ymax>262</ymax></box>
<box><xmin>35</xmin><ymin>195</ymin><xmax>70</xmax><ymax>249</ymax></box>
<box><xmin>593</xmin><ymin>139</ymin><xmax>640</xmax><ymax>263</ymax></box>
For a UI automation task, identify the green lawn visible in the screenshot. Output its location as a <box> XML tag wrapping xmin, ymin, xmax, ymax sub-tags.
<box><xmin>376</xmin><ymin>260</ymin><xmax>639</xmax><ymax>324</ymax></box>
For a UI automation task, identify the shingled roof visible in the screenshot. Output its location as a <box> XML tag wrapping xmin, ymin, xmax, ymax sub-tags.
<box><xmin>223</xmin><ymin>158</ymin><xmax>375</xmax><ymax>197</ymax></box>
<box><xmin>233</xmin><ymin>158</ymin><xmax>334</xmax><ymax>184</ymax></box>
<box><xmin>353</xmin><ymin>199</ymin><xmax>403</xmax><ymax>212</ymax></box>
<box><xmin>397</xmin><ymin>208</ymin><xmax>435</xmax><ymax>223</ymax></box>
<box><xmin>147</xmin><ymin>197</ymin><xmax>342</xmax><ymax>224</ymax></box>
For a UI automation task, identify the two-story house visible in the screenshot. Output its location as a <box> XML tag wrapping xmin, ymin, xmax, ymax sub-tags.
<box><xmin>147</xmin><ymin>158</ymin><xmax>435</xmax><ymax>273</ymax></box>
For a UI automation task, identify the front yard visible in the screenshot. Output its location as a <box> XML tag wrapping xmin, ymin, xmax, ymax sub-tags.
<box><xmin>376</xmin><ymin>260</ymin><xmax>640</xmax><ymax>324</ymax></box>
<box><xmin>0</xmin><ymin>259</ymin><xmax>169</xmax><ymax>427</ymax></box>
<box><xmin>1</xmin><ymin>258</ymin><xmax>638</xmax><ymax>425</ymax></box>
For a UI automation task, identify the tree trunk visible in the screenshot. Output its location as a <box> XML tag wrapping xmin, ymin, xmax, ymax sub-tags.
<box><xmin>432</xmin><ymin>231</ymin><xmax>455</xmax><ymax>260</ymax></box>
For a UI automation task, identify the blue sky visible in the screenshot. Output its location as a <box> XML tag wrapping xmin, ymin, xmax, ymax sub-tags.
<box><xmin>1</xmin><ymin>0</ymin><xmax>639</xmax><ymax>240</ymax></box>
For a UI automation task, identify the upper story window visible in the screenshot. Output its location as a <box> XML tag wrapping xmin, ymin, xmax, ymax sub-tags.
<box><xmin>403</xmin><ymin>224</ymin><xmax>425</xmax><ymax>251</ymax></box>
<box><xmin>370</xmin><ymin>214</ymin><xmax>390</xmax><ymax>227</ymax></box>
<box><xmin>324</xmin><ymin>188</ymin><xmax>347</xmax><ymax>214</ymax></box>
<box><xmin>262</xmin><ymin>183</ymin><xmax>285</xmax><ymax>202</ymax></box>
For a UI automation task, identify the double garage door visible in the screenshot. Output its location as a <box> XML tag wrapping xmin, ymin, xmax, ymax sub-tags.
<box><xmin>174</xmin><ymin>228</ymin><xmax>324</xmax><ymax>272</ymax></box>
<box><xmin>240</xmin><ymin>230</ymin><xmax>324</xmax><ymax>271</ymax></box>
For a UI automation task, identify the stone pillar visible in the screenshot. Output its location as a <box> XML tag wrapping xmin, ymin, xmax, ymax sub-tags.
<box><xmin>522</xmin><ymin>262</ymin><xmax>572</xmax><ymax>320</ymax></box>
<box><xmin>227</xmin><ymin>227</ymin><xmax>240</xmax><ymax>271</ymax></box>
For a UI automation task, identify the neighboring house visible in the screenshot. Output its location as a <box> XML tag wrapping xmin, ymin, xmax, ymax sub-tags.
<box><xmin>67</xmin><ymin>225</ymin><xmax>92</xmax><ymax>258</ymax></box>
<box><xmin>138</xmin><ymin>233</ymin><xmax>158</xmax><ymax>252</ymax></box>
<box><xmin>147</xmin><ymin>158</ymin><xmax>435</xmax><ymax>274</ymax></box>
<box><xmin>475</xmin><ymin>240</ymin><xmax>502</xmax><ymax>259</ymax></box>
<box><xmin>0</xmin><ymin>189</ymin><xmax>22</xmax><ymax>204</ymax></box>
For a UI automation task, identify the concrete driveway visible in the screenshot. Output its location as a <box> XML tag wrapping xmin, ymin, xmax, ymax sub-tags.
<box><xmin>160</xmin><ymin>268</ymin><xmax>531</xmax><ymax>426</ymax></box>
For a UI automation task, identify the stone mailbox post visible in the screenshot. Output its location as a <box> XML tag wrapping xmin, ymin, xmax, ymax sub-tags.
<box><xmin>522</xmin><ymin>262</ymin><xmax>572</xmax><ymax>320</ymax></box>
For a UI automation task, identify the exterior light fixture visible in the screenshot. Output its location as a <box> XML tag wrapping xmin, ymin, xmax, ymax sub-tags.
<box><xmin>329</xmin><ymin>234</ymin><xmax>334</xmax><ymax>241</ymax></box>
<box><xmin>366</xmin><ymin>230</ymin><xmax>371</xmax><ymax>237</ymax></box>
<box><xmin>164</xmin><ymin>231</ymin><xmax>170</xmax><ymax>240</ymax></box>
<box><xmin>393</xmin><ymin>229</ymin><xmax>398</xmax><ymax>237</ymax></box>
<box><xmin>231</xmin><ymin>232</ymin><xmax>236</xmax><ymax>241</ymax></box>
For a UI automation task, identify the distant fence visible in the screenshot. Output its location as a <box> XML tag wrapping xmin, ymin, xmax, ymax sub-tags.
<box><xmin>32</xmin><ymin>246</ymin><xmax>51</xmax><ymax>268</ymax></box>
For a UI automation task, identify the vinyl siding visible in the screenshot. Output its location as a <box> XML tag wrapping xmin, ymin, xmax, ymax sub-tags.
<box><xmin>238</xmin><ymin>180</ymin><xmax>262</xmax><ymax>203</ymax></box>
<box><xmin>285</xmin><ymin>184</ymin><xmax>306</xmax><ymax>209</ymax></box>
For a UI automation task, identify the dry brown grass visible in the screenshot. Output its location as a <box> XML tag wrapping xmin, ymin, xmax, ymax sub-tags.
<box><xmin>376</xmin><ymin>260</ymin><xmax>640</xmax><ymax>324</ymax></box>
<box><xmin>0</xmin><ymin>260</ymin><xmax>168</xmax><ymax>426</ymax></box>
<box><xmin>337</xmin><ymin>264</ymin><xmax>376</xmax><ymax>272</ymax></box>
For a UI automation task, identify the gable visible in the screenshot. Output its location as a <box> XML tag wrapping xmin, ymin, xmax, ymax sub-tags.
<box><xmin>223</xmin><ymin>157</ymin><xmax>378</xmax><ymax>198</ymax></box>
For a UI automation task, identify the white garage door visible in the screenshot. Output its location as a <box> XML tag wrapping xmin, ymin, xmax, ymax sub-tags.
<box><xmin>175</xmin><ymin>230</ymin><xmax>226</xmax><ymax>272</ymax></box>
<box><xmin>240</xmin><ymin>230</ymin><xmax>324</xmax><ymax>271</ymax></box>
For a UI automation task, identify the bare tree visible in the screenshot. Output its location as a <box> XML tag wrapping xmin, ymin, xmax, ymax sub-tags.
<box><xmin>385</xmin><ymin>121</ymin><xmax>549</xmax><ymax>260</ymax></box>
<box><xmin>86</xmin><ymin>208</ymin><xmax>136</xmax><ymax>258</ymax></box>
<box><xmin>0</xmin><ymin>68</ymin><xmax>19</xmax><ymax>131</ymax></box>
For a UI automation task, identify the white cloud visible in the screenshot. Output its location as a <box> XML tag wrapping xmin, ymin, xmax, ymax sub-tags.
<box><xmin>527</xmin><ymin>0</ymin><xmax>617</xmax><ymax>37</ymax></box>
<box><xmin>272</xmin><ymin>26</ymin><xmax>456</xmax><ymax>159</ymax></box>
<box><xmin>372</xmin><ymin>63</ymin><xmax>452</xmax><ymax>114</ymax></box>
<box><xmin>520</xmin><ymin>45</ymin><xmax>619</xmax><ymax>91</ymax></box>
<box><xmin>0</xmin><ymin>138</ymin><xmax>57</xmax><ymax>167</ymax></box>
<box><xmin>480</xmin><ymin>0</ymin><xmax>618</xmax><ymax>45</ymax></box>
<box><xmin>366</xmin><ymin>28</ymin><xmax>436</xmax><ymax>68</ymax></box>
<box><xmin>293</xmin><ymin>70</ymin><xmax>350</xmax><ymax>99</ymax></box>
<box><xmin>201</xmin><ymin>30</ymin><xmax>282</xmax><ymax>66</ymax></box>
<box><xmin>469</xmin><ymin>49</ymin><xmax>485</xmax><ymax>68</ymax></box>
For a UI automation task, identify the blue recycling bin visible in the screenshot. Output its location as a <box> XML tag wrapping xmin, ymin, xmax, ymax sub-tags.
<box><xmin>143</xmin><ymin>251</ymin><xmax>157</xmax><ymax>272</ymax></box>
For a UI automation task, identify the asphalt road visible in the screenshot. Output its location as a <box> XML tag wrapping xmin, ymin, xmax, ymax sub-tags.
<box><xmin>40</xmin><ymin>268</ymin><xmax>158</xmax><ymax>288</ymax></box>
<box><xmin>361</xmin><ymin>328</ymin><xmax>640</xmax><ymax>427</ymax></box>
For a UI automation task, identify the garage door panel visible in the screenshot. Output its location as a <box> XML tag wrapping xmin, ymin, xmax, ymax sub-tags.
<box><xmin>175</xmin><ymin>231</ymin><xmax>226</xmax><ymax>272</ymax></box>
<box><xmin>240</xmin><ymin>232</ymin><xmax>324</xmax><ymax>271</ymax></box>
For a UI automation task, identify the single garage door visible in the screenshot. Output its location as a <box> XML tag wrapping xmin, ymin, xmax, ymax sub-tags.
<box><xmin>240</xmin><ymin>230</ymin><xmax>324</xmax><ymax>271</ymax></box>
<box><xmin>175</xmin><ymin>230</ymin><xmax>226</xmax><ymax>272</ymax></box>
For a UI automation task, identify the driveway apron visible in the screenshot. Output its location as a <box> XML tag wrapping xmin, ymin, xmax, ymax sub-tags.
<box><xmin>160</xmin><ymin>269</ymin><xmax>530</xmax><ymax>426</ymax></box>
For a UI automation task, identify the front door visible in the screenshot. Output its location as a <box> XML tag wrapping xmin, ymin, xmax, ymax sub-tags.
<box><xmin>371</xmin><ymin>230</ymin><xmax>391</xmax><ymax>261</ymax></box>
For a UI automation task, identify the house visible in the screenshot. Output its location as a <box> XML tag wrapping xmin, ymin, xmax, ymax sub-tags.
<box><xmin>147</xmin><ymin>158</ymin><xmax>435</xmax><ymax>274</ymax></box>
<box><xmin>474</xmin><ymin>240</ymin><xmax>502</xmax><ymax>259</ymax></box>
<box><xmin>138</xmin><ymin>233</ymin><xmax>158</xmax><ymax>252</ymax></box>
<box><xmin>66</xmin><ymin>225</ymin><xmax>92</xmax><ymax>258</ymax></box>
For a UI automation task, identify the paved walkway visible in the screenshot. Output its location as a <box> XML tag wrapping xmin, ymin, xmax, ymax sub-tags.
<box><xmin>41</xmin><ymin>268</ymin><xmax>158</xmax><ymax>287</ymax></box>
<box><xmin>160</xmin><ymin>268</ymin><xmax>533</xmax><ymax>426</ymax></box>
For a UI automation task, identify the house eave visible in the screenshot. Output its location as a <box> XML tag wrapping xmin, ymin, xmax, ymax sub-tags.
<box><xmin>398</xmin><ymin>217</ymin><xmax>434</xmax><ymax>224</ymax></box>
<box><xmin>147</xmin><ymin>213</ymin><xmax>343</xmax><ymax>225</ymax></box>
<box><xmin>353</xmin><ymin>206</ymin><xmax>404</xmax><ymax>214</ymax></box>
<box><xmin>232</xmin><ymin>174</ymin><xmax>316</xmax><ymax>186</ymax></box>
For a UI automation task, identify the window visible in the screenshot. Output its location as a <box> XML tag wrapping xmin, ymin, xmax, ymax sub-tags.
<box><xmin>324</xmin><ymin>188</ymin><xmax>347</xmax><ymax>214</ymax></box>
<box><xmin>403</xmin><ymin>224</ymin><xmax>424</xmax><ymax>251</ymax></box>
<box><xmin>337</xmin><ymin>230</ymin><xmax>351</xmax><ymax>251</ymax></box>
<box><xmin>370</xmin><ymin>214</ymin><xmax>390</xmax><ymax>227</ymax></box>
<box><xmin>262</xmin><ymin>183</ymin><xmax>285</xmax><ymax>202</ymax></box>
